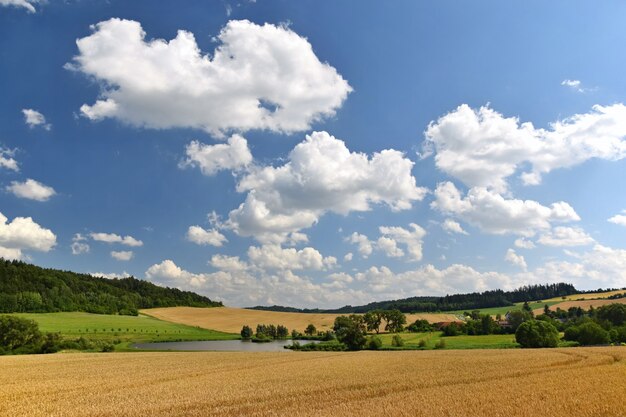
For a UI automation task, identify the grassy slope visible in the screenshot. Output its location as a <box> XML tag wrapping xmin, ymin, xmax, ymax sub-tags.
<box><xmin>13</xmin><ymin>312</ymin><xmax>238</xmax><ymax>345</ymax></box>
<box><xmin>142</xmin><ymin>306</ymin><xmax>463</xmax><ymax>334</ymax></box>
<box><xmin>444</xmin><ymin>300</ymin><xmax>561</xmax><ymax>316</ymax></box>
<box><xmin>378</xmin><ymin>331</ymin><xmax>519</xmax><ymax>349</ymax></box>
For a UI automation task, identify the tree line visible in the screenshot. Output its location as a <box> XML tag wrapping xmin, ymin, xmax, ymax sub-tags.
<box><xmin>250</xmin><ymin>283</ymin><xmax>579</xmax><ymax>314</ymax></box>
<box><xmin>0</xmin><ymin>259</ymin><xmax>222</xmax><ymax>315</ymax></box>
<box><xmin>438</xmin><ymin>302</ymin><xmax>626</xmax><ymax>348</ymax></box>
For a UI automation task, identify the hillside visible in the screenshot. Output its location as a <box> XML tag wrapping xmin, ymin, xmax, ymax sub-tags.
<box><xmin>249</xmin><ymin>283</ymin><xmax>580</xmax><ymax>314</ymax></box>
<box><xmin>0</xmin><ymin>259</ymin><xmax>221</xmax><ymax>315</ymax></box>
<box><xmin>141</xmin><ymin>306</ymin><xmax>462</xmax><ymax>333</ymax></box>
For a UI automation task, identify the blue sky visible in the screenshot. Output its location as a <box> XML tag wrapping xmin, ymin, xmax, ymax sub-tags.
<box><xmin>2</xmin><ymin>0</ymin><xmax>626</xmax><ymax>308</ymax></box>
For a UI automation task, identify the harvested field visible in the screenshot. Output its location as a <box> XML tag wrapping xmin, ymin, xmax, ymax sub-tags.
<box><xmin>1</xmin><ymin>348</ymin><xmax>625</xmax><ymax>416</ymax></box>
<box><xmin>142</xmin><ymin>307</ymin><xmax>461</xmax><ymax>334</ymax></box>
<box><xmin>543</xmin><ymin>289</ymin><xmax>626</xmax><ymax>303</ymax></box>
<box><xmin>534</xmin><ymin>297</ymin><xmax>626</xmax><ymax>315</ymax></box>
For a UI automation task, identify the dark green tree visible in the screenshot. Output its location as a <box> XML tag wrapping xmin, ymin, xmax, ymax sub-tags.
<box><xmin>383</xmin><ymin>310</ymin><xmax>407</xmax><ymax>333</ymax></box>
<box><xmin>240</xmin><ymin>325</ymin><xmax>253</xmax><ymax>340</ymax></box>
<box><xmin>507</xmin><ymin>310</ymin><xmax>533</xmax><ymax>332</ymax></box>
<box><xmin>304</xmin><ymin>323</ymin><xmax>317</xmax><ymax>336</ymax></box>
<box><xmin>0</xmin><ymin>315</ymin><xmax>43</xmax><ymax>354</ymax></box>
<box><xmin>564</xmin><ymin>322</ymin><xmax>610</xmax><ymax>346</ymax></box>
<box><xmin>333</xmin><ymin>315</ymin><xmax>367</xmax><ymax>350</ymax></box>
<box><xmin>363</xmin><ymin>310</ymin><xmax>383</xmax><ymax>333</ymax></box>
<box><xmin>596</xmin><ymin>304</ymin><xmax>626</xmax><ymax>327</ymax></box>
<box><xmin>407</xmin><ymin>319</ymin><xmax>433</xmax><ymax>333</ymax></box>
<box><xmin>515</xmin><ymin>320</ymin><xmax>559</xmax><ymax>348</ymax></box>
<box><xmin>276</xmin><ymin>325</ymin><xmax>289</xmax><ymax>339</ymax></box>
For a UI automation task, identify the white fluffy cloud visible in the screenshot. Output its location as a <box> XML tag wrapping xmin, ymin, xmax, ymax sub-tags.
<box><xmin>530</xmin><ymin>244</ymin><xmax>626</xmax><ymax>290</ymax></box>
<box><xmin>228</xmin><ymin>131</ymin><xmax>427</xmax><ymax>243</ymax></box>
<box><xmin>247</xmin><ymin>244</ymin><xmax>336</xmax><ymax>271</ymax></box>
<box><xmin>514</xmin><ymin>238</ymin><xmax>535</xmax><ymax>249</ymax></box>
<box><xmin>608</xmin><ymin>213</ymin><xmax>626</xmax><ymax>227</ymax></box>
<box><xmin>561</xmin><ymin>79</ymin><xmax>593</xmax><ymax>93</ymax></box>
<box><xmin>90</xmin><ymin>232</ymin><xmax>143</xmax><ymax>247</ymax></box>
<box><xmin>71</xmin><ymin>233</ymin><xmax>90</xmax><ymax>255</ymax></box>
<box><xmin>432</xmin><ymin>181</ymin><xmax>579</xmax><ymax>237</ymax></box>
<box><xmin>146</xmin><ymin>260</ymin><xmax>207</xmax><ymax>288</ymax></box>
<box><xmin>424</xmin><ymin>104</ymin><xmax>626</xmax><ymax>192</ymax></box>
<box><xmin>22</xmin><ymin>109</ymin><xmax>51</xmax><ymax>130</ymax></box>
<box><xmin>505</xmin><ymin>248</ymin><xmax>527</xmax><ymax>270</ymax></box>
<box><xmin>0</xmin><ymin>212</ymin><xmax>56</xmax><ymax>259</ymax></box>
<box><xmin>378</xmin><ymin>223</ymin><xmax>426</xmax><ymax>261</ymax></box>
<box><xmin>181</xmin><ymin>135</ymin><xmax>252</xmax><ymax>176</ymax></box>
<box><xmin>537</xmin><ymin>226</ymin><xmax>594</xmax><ymax>247</ymax></box>
<box><xmin>347</xmin><ymin>264</ymin><xmax>515</xmax><ymax>300</ymax></box>
<box><xmin>143</xmin><ymin>238</ymin><xmax>626</xmax><ymax>308</ymax></box>
<box><xmin>89</xmin><ymin>271</ymin><xmax>131</xmax><ymax>280</ymax></box>
<box><xmin>375</xmin><ymin>236</ymin><xmax>404</xmax><ymax>258</ymax></box>
<box><xmin>0</xmin><ymin>0</ymin><xmax>38</xmax><ymax>13</ymax></box>
<box><xmin>441</xmin><ymin>218</ymin><xmax>468</xmax><ymax>235</ymax></box>
<box><xmin>6</xmin><ymin>179</ymin><xmax>56</xmax><ymax>201</ymax></box>
<box><xmin>111</xmin><ymin>250</ymin><xmax>133</xmax><ymax>261</ymax></box>
<box><xmin>348</xmin><ymin>232</ymin><xmax>373</xmax><ymax>258</ymax></box>
<box><xmin>0</xmin><ymin>148</ymin><xmax>18</xmax><ymax>172</ymax></box>
<box><xmin>347</xmin><ymin>224</ymin><xmax>426</xmax><ymax>262</ymax></box>
<box><xmin>141</xmin><ymin>259</ymin><xmax>389</xmax><ymax>308</ymax></box>
<box><xmin>186</xmin><ymin>226</ymin><xmax>228</xmax><ymax>247</ymax></box>
<box><xmin>209</xmin><ymin>254</ymin><xmax>248</xmax><ymax>272</ymax></box>
<box><xmin>69</xmin><ymin>18</ymin><xmax>351</xmax><ymax>135</ymax></box>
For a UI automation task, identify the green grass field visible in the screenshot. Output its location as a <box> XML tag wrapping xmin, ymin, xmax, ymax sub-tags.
<box><xmin>444</xmin><ymin>300</ymin><xmax>561</xmax><ymax>317</ymax></box>
<box><xmin>378</xmin><ymin>331</ymin><xmax>519</xmax><ymax>349</ymax></box>
<box><xmin>13</xmin><ymin>312</ymin><xmax>238</xmax><ymax>346</ymax></box>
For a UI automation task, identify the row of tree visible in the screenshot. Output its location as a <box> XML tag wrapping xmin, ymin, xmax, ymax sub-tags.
<box><xmin>473</xmin><ymin>303</ymin><xmax>626</xmax><ymax>348</ymax></box>
<box><xmin>240</xmin><ymin>324</ymin><xmax>289</xmax><ymax>341</ymax></box>
<box><xmin>0</xmin><ymin>315</ymin><xmax>115</xmax><ymax>355</ymax></box>
<box><xmin>250</xmin><ymin>283</ymin><xmax>580</xmax><ymax>313</ymax></box>
<box><xmin>0</xmin><ymin>259</ymin><xmax>221</xmax><ymax>315</ymax></box>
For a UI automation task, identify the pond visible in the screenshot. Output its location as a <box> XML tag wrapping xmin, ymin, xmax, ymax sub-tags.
<box><xmin>133</xmin><ymin>339</ymin><xmax>320</xmax><ymax>352</ymax></box>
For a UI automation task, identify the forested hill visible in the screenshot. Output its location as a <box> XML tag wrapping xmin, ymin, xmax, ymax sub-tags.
<box><xmin>0</xmin><ymin>259</ymin><xmax>221</xmax><ymax>315</ymax></box>
<box><xmin>249</xmin><ymin>283</ymin><xmax>579</xmax><ymax>314</ymax></box>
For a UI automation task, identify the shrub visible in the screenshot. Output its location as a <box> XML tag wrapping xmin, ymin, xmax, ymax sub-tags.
<box><xmin>367</xmin><ymin>336</ymin><xmax>383</xmax><ymax>350</ymax></box>
<box><xmin>408</xmin><ymin>319</ymin><xmax>433</xmax><ymax>333</ymax></box>
<box><xmin>564</xmin><ymin>322</ymin><xmax>610</xmax><ymax>346</ymax></box>
<box><xmin>391</xmin><ymin>335</ymin><xmax>404</xmax><ymax>347</ymax></box>
<box><xmin>101</xmin><ymin>343</ymin><xmax>115</xmax><ymax>352</ymax></box>
<box><xmin>434</xmin><ymin>339</ymin><xmax>446</xmax><ymax>349</ymax></box>
<box><xmin>418</xmin><ymin>339</ymin><xmax>427</xmax><ymax>348</ymax></box>
<box><xmin>441</xmin><ymin>323</ymin><xmax>462</xmax><ymax>336</ymax></box>
<box><xmin>287</xmin><ymin>341</ymin><xmax>347</xmax><ymax>351</ymax></box>
<box><xmin>0</xmin><ymin>315</ymin><xmax>42</xmax><ymax>354</ymax></box>
<box><xmin>515</xmin><ymin>320</ymin><xmax>559</xmax><ymax>348</ymax></box>
<box><xmin>610</xmin><ymin>325</ymin><xmax>626</xmax><ymax>344</ymax></box>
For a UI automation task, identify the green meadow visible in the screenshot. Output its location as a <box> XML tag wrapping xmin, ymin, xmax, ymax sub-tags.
<box><xmin>378</xmin><ymin>331</ymin><xmax>520</xmax><ymax>350</ymax></box>
<box><xmin>444</xmin><ymin>300</ymin><xmax>562</xmax><ymax>317</ymax></box>
<box><xmin>13</xmin><ymin>312</ymin><xmax>238</xmax><ymax>345</ymax></box>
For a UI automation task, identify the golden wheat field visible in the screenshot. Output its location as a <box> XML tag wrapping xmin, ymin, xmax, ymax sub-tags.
<box><xmin>534</xmin><ymin>297</ymin><xmax>626</xmax><ymax>315</ymax></box>
<box><xmin>141</xmin><ymin>307</ymin><xmax>461</xmax><ymax>334</ymax></box>
<box><xmin>1</xmin><ymin>348</ymin><xmax>625</xmax><ymax>417</ymax></box>
<box><xmin>542</xmin><ymin>289</ymin><xmax>626</xmax><ymax>303</ymax></box>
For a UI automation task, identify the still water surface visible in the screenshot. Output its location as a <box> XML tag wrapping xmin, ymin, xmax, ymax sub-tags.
<box><xmin>133</xmin><ymin>339</ymin><xmax>319</xmax><ymax>352</ymax></box>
